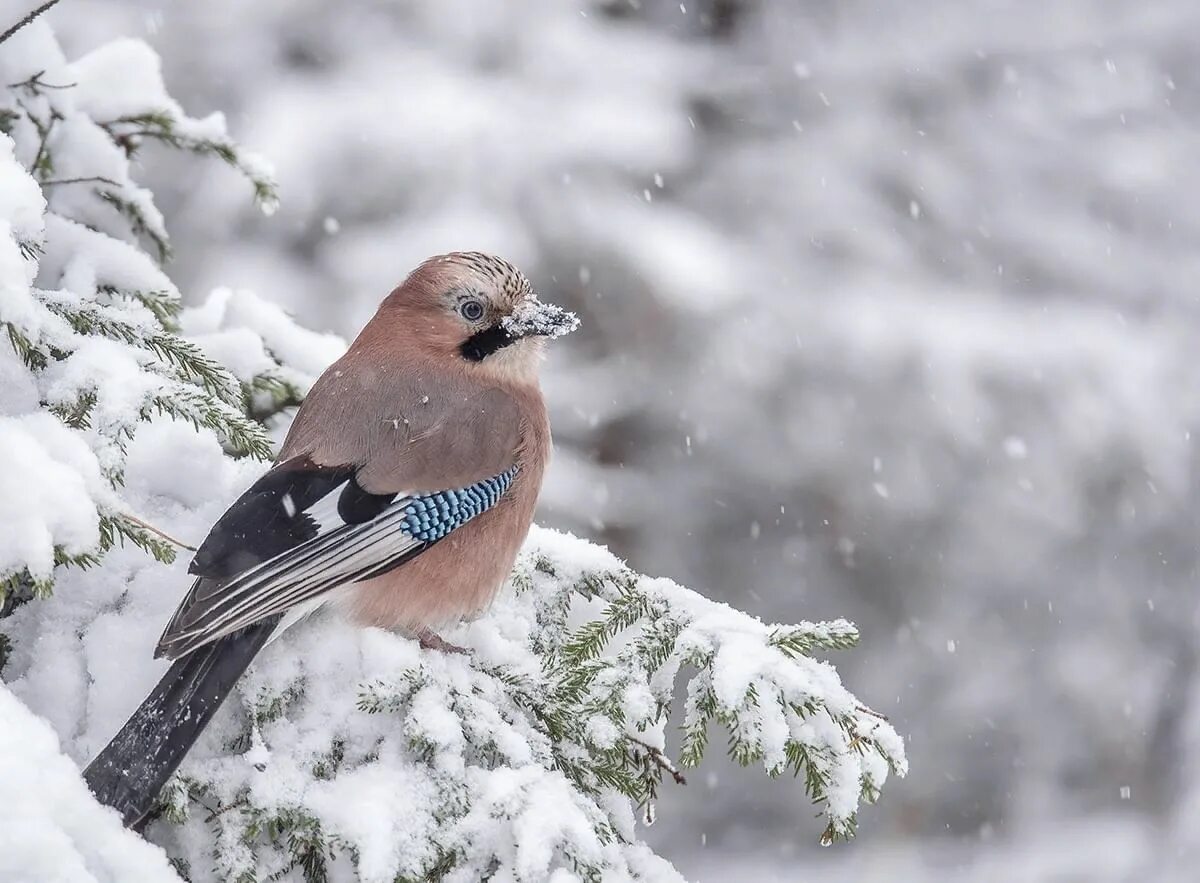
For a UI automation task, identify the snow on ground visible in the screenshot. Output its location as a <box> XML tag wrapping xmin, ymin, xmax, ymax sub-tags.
<box><xmin>0</xmin><ymin>683</ymin><xmax>182</xmax><ymax>883</ymax></box>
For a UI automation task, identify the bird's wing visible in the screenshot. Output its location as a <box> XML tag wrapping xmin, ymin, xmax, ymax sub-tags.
<box><xmin>156</xmin><ymin>384</ymin><xmax>523</xmax><ymax>660</ymax></box>
<box><xmin>277</xmin><ymin>358</ymin><xmax>524</xmax><ymax>493</ymax></box>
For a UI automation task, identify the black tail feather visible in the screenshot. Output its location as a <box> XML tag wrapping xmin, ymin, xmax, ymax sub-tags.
<box><xmin>82</xmin><ymin>615</ymin><xmax>281</xmax><ymax>828</ymax></box>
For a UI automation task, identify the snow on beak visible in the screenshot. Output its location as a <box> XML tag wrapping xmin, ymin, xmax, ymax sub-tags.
<box><xmin>501</xmin><ymin>297</ymin><xmax>580</xmax><ymax>339</ymax></box>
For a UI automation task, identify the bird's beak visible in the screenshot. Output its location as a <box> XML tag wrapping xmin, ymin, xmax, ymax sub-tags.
<box><xmin>501</xmin><ymin>297</ymin><xmax>580</xmax><ymax>340</ymax></box>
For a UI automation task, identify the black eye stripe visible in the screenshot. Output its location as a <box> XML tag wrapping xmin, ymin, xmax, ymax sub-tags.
<box><xmin>460</xmin><ymin>325</ymin><xmax>516</xmax><ymax>361</ymax></box>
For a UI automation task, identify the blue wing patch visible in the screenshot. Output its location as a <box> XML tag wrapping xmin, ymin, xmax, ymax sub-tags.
<box><xmin>400</xmin><ymin>468</ymin><xmax>517</xmax><ymax>543</ymax></box>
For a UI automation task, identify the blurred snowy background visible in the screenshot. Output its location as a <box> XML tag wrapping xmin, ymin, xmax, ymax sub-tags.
<box><xmin>33</xmin><ymin>0</ymin><xmax>1200</xmax><ymax>878</ymax></box>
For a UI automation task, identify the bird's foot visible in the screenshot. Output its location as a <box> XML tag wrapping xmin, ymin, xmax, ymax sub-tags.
<box><xmin>417</xmin><ymin>627</ymin><xmax>470</xmax><ymax>655</ymax></box>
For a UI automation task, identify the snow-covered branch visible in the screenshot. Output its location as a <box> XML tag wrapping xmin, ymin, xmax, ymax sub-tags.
<box><xmin>131</xmin><ymin>528</ymin><xmax>905</xmax><ymax>881</ymax></box>
<box><xmin>0</xmin><ymin>21</ymin><xmax>287</xmax><ymax>604</ymax></box>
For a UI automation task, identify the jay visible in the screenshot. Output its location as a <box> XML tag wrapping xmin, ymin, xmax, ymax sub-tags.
<box><xmin>83</xmin><ymin>252</ymin><xmax>577</xmax><ymax>828</ymax></box>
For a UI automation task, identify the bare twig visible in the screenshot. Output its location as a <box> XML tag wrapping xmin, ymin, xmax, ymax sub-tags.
<box><xmin>7</xmin><ymin>70</ymin><xmax>75</xmax><ymax>91</ymax></box>
<box><xmin>0</xmin><ymin>0</ymin><xmax>66</xmax><ymax>47</ymax></box>
<box><xmin>41</xmin><ymin>176</ymin><xmax>121</xmax><ymax>187</ymax></box>
<box><xmin>202</xmin><ymin>798</ymin><xmax>244</xmax><ymax>825</ymax></box>
<box><xmin>627</xmin><ymin>735</ymin><xmax>687</xmax><ymax>786</ymax></box>
<box><xmin>120</xmin><ymin>512</ymin><xmax>198</xmax><ymax>552</ymax></box>
<box><xmin>14</xmin><ymin>97</ymin><xmax>58</xmax><ymax>180</ymax></box>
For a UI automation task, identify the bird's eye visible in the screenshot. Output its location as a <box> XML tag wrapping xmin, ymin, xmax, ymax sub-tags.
<box><xmin>459</xmin><ymin>299</ymin><xmax>485</xmax><ymax>322</ymax></box>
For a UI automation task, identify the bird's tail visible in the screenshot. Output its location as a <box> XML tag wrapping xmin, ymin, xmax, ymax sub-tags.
<box><xmin>83</xmin><ymin>617</ymin><xmax>280</xmax><ymax>829</ymax></box>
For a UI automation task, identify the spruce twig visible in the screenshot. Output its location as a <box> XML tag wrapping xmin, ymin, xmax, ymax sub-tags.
<box><xmin>41</xmin><ymin>175</ymin><xmax>121</xmax><ymax>187</ymax></box>
<box><xmin>119</xmin><ymin>512</ymin><xmax>197</xmax><ymax>552</ymax></box>
<box><xmin>627</xmin><ymin>735</ymin><xmax>687</xmax><ymax>786</ymax></box>
<box><xmin>0</xmin><ymin>0</ymin><xmax>65</xmax><ymax>47</ymax></box>
<box><xmin>6</xmin><ymin>69</ymin><xmax>75</xmax><ymax>91</ymax></box>
<box><xmin>856</xmin><ymin>704</ymin><xmax>889</xmax><ymax>721</ymax></box>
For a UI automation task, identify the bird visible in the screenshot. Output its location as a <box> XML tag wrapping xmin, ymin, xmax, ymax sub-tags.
<box><xmin>82</xmin><ymin>251</ymin><xmax>578</xmax><ymax>829</ymax></box>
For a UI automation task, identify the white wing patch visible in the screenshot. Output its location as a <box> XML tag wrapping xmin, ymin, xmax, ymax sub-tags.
<box><xmin>303</xmin><ymin>486</ymin><xmax>351</xmax><ymax>532</ymax></box>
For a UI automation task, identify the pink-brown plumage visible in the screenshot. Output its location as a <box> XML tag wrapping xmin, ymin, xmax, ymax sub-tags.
<box><xmin>341</xmin><ymin>380</ymin><xmax>549</xmax><ymax>631</ymax></box>
<box><xmin>276</xmin><ymin>253</ymin><xmax>555</xmax><ymax>632</ymax></box>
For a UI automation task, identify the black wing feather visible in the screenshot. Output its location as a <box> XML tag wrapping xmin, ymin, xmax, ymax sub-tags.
<box><xmin>188</xmin><ymin>460</ymin><xmax>358</xmax><ymax>579</ymax></box>
<box><xmin>160</xmin><ymin>458</ymin><xmax>399</xmax><ymax>658</ymax></box>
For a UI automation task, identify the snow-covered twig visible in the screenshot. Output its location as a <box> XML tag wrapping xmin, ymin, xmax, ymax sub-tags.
<box><xmin>628</xmin><ymin>735</ymin><xmax>687</xmax><ymax>786</ymax></box>
<box><xmin>0</xmin><ymin>0</ymin><xmax>64</xmax><ymax>47</ymax></box>
<box><xmin>118</xmin><ymin>512</ymin><xmax>197</xmax><ymax>552</ymax></box>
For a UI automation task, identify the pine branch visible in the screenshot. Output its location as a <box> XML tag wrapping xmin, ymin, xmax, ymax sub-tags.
<box><xmin>12</xmin><ymin>97</ymin><xmax>58</xmax><ymax>180</ymax></box>
<box><xmin>41</xmin><ymin>295</ymin><xmax>244</xmax><ymax>408</ymax></box>
<box><xmin>0</xmin><ymin>24</ymin><xmax>287</xmax><ymax>610</ymax></box>
<box><xmin>117</xmin><ymin>512</ymin><xmax>197</xmax><ymax>552</ymax></box>
<box><xmin>4</xmin><ymin>321</ymin><xmax>47</xmax><ymax>370</ymax></box>
<box><xmin>97</xmin><ymin>285</ymin><xmax>180</xmax><ymax>329</ymax></box>
<box><xmin>0</xmin><ymin>0</ymin><xmax>65</xmax><ymax>47</ymax></box>
<box><xmin>96</xmin><ymin>190</ymin><xmax>171</xmax><ymax>261</ymax></box>
<box><xmin>6</xmin><ymin>70</ymin><xmax>76</xmax><ymax>91</ymax></box>
<box><xmin>768</xmin><ymin>619</ymin><xmax>860</xmax><ymax>656</ymax></box>
<box><xmin>142</xmin><ymin>387</ymin><xmax>273</xmax><ymax>461</ymax></box>
<box><xmin>627</xmin><ymin>735</ymin><xmax>686</xmax><ymax>785</ymax></box>
<box><xmin>98</xmin><ymin>113</ymin><xmax>278</xmax><ymax>209</ymax></box>
<box><xmin>158</xmin><ymin>530</ymin><xmax>905</xmax><ymax>877</ymax></box>
<box><xmin>245</xmin><ymin>372</ymin><xmax>304</xmax><ymax>423</ymax></box>
<box><xmin>41</xmin><ymin>176</ymin><xmax>120</xmax><ymax>187</ymax></box>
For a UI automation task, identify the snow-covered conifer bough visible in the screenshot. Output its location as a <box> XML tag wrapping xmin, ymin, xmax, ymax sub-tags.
<box><xmin>0</xmin><ymin>9</ymin><xmax>905</xmax><ymax>876</ymax></box>
<box><xmin>82</xmin><ymin>251</ymin><xmax>581</xmax><ymax>828</ymax></box>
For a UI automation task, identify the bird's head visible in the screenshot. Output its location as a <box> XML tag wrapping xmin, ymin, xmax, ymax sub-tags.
<box><xmin>383</xmin><ymin>252</ymin><xmax>578</xmax><ymax>384</ymax></box>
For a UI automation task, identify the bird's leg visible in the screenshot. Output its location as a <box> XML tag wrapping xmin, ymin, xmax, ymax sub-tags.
<box><xmin>417</xmin><ymin>627</ymin><xmax>470</xmax><ymax>655</ymax></box>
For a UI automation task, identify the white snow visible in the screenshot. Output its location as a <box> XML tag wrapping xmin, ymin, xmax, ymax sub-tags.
<box><xmin>41</xmin><ymin>213</ymin><xmax>177</xmax><ymax>302</ymax></box>
<box><xmin>0</xmin><ymin>413</ymin><xmax>110</xmax><ymax>579</ymax></box>
<box><xmin>68</xmin><ymin>39</ymin><xmax>178</xmax><ymax>122</ymax></box>
<box><xmin>0</xmin><ymin>683</ymin><xmax>182</xmax><ymax>883</ymax></box>
<box><xmin>181</xmin><ymin>286</ymin><xmax>345</xmax><ymax>382</ymax></box>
